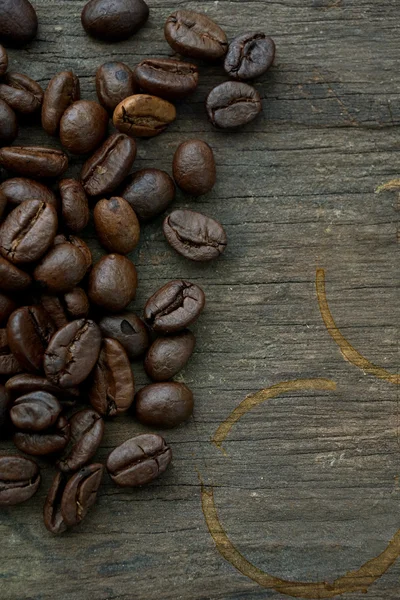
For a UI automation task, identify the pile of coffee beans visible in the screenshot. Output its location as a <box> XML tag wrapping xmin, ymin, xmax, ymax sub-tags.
<box><xmin>0</xmin><ymin>0</ymin><xmax>275</xmax><ymax>533</ymax></box>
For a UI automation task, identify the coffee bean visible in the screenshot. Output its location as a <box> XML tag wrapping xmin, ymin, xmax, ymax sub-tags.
<box><xmin>224</xmin><ymin>32</ymin><xmax>275</xmax><ymax>81</ymax></box>
<box><xmin>88</xmin><ymin>254</ymin><xmax>137</xmax><ymax>312</ymax></box>
<box><xmin>122</xmin><ymin>168</ymin><xmax>175</xmax><ymax>222</ymax></box>
<box><xmin>107</xmin><ymin>434</ymin><xmax>172</xmax><ymax>487</ymax></box>
<box><xmin>98</xmin><ymin>313</ymin><xmax>149</xmax><ymax>360</ymax></box>
<box><xmin>0</xmin><ymin>178</ymin><xmax>58</xmax><ymax>208</ymax></box>
<box><xmin>41</xmin><ymin>288</ymin><xmax>89</xmax><ymax>328</ymax></box>
<box><xmin>59</xmin><ymin>179</ymin><xmax>89</xmax><ymax>233</ymax></box>
<box><xmin>44</xmin><ymin>319</ymin><xmax>102</xmax><ymax>388</ymax></box>
<box><xmin>6</xmin><ymin>374</ymin><xmax>80</xmax><ymax>406</ymax></box>
<box><xmin>10</xmin><ymin>391</ymin><xmax>62</xmax><ymax>432</ymax></box>
<box><xmin>0</xmin><ymin>384</ymin><xmax>10</xmax><ymax>431</ymax></box>
<box><xmin>54</xmin><ymin>234</ymin><xmax>92</xmax><ymax>273</ymax></box>
<box><xmin>42</xmin><ymin>71</ymin><xmax>80</xmax><ymax>136</ymax></box>
<box><xmin>0</xmin><ymin>99</ymin><xmax>17</xmax><ymax>146</ymax></box>
<box><xmin>136</xmin><ymin>381</ymin><xmax>194</xmax><ymax>428</ymax></box>
<box><xmin>134</xmin><ymin>58</ymin><xmax>199</xmax><ymax>101</ymax></box>
<box><xmin>34</xmin><ymin>243</ymin><xmax>89</xmax><ymax>293</ymax></box>
<box><xmin>0</xmin><ymin>45</ymin><xmax>8</xmax><ymax>76</ymax></box>
<box><xmin>13</xmin><ymin>414</ymin><xmax>70</xmax><ymax>456</ymax></box>
<box><xmin>163</xmin><ymin>209</ymin><xmax>227</xmax><ymax>262</ymax></box>
<box><xmin>0</xmin><ymin>292</ymin><xmax>16</xmax><ymax>325</ymax></box>
<box><xmin>113</xmin><ymin>94</ymin><xmax>176</xmax><ymax>138</ymax></box>
<box><xmin>0</xmin><ymin>329</ymin><xmax>22</xmax><ymax>375</ymax></box>
<box><xmin>0</xmin><ymin>256</ymin><xmax>31</xmax><ymax>292</ymax></box>
<box><xmin>89</xmin><ymin>338</ymin><xmax>134</xmax><ymax>417</ymax></box>
<box><xmin>172</xmin><ymin>140</ymin><xmax>216</xmax><ymax>196</ymax></box>
<box><xmin>82</xmin><ymin>0</ymin><xmax>149</xmax><ymax>42</ymax></box>
<box><xmin>96</xmin><ymin>62</ymin><xmax>138</xmax><ymax>113</ymax></box>
<box><xmin>0</xmin><ymin>189</ymin><xmax>6</xmax><ymax>220</ymax></box>
<box><xmin>7</xmin><ymin>306</ymin><xmax>56</xmax><ymax>373</ymax></box>
<box><xmin>0</xmin><ymin>455</ymin><xmax>40</xmax><ymax>506</ymax></box>
<box><xmin>165</xmin><ymin>10</ymin><xmax>228</xmax><ymax>61</ymax></box>
<box><xmin>0</xmin><ymin>200</ymin><xmax>58</xmax><ymax>264</ymax></box>
<box><xmin>60</xmin><ymin>463</ymin><xmax>103</xmax><ymax>527</ymax></box>
<box><xmin>81</xmin><ymin>134</ymin><xmax>136</xmax><ymax>197</ymax></box>
<box><xmin>60</xmin><ymin>101</ymin><xmax>109</xmax><ymax>155</ymax></box>
<box><xmin>0</xmin><ymin>0</ymin><xmax>38</xmax><ymax>48</ymax></box>
<box><xmin>94</xmin><ymin>197</ymin><xmax>140</xmax><ymax>255</ymax></box>
<box><xmin>0</xmin><ymin>146</ymin><xmax>69</xmax><ymax>178</ymax></box>
<box><xmin>57</xmin><ymin>409</ymin><xmax>104</xmax><ymax>473</ymax></box>
<box><xmin>144</xmin><ymin>331</ymin><xmax>196</xmax><ymax>381</ymax></box>
<box><xmin>206</xmin><ymin>81</ymin><xmax>262</xmax><ymax>128</ymax></box>
<box><xmin>43</xmin><ymin>472</ymin><xmax>68</xmax><ymax>534</ymax></box>
<box><xmin>0</xmin><ymin>72</ymin><xmax>43</xmax><ymax>114</ymax></box>
<box><xmin>144</xmin><ymin>280</ymin><xmax>205</xmax><ymax>333</ymax></box>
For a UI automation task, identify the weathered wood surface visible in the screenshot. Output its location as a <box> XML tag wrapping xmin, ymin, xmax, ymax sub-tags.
<box><xmin>1</xmin><ymin>1</ymin><xmax>400</xmax><ymax>599</ymax></box>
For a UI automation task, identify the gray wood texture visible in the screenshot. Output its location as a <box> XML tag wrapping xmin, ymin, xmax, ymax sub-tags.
<box><xmin>1</xmin><ymin>1</ymin><xmax>400</xmax><ymax>599</ymax></box>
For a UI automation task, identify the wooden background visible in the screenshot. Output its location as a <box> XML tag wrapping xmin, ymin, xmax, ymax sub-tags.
<box><xmin>1</xmin><ymin>1</ymin><xmax>400</xmax><ymax>599</ymax></box>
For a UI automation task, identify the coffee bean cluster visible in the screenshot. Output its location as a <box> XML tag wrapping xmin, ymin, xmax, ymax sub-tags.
<box><xmin>0</xmin><ymin>0</ymin><xmax>275</xmax><ymax>533</ymax></box>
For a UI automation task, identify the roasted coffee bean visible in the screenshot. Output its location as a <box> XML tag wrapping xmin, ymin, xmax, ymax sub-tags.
<box><xmin>34</xmin><ymin>243</ymin><xmax>88</xmax><ymax>293</ymax></box>
<box><xmin>0</xmin><ymin>45</ymin><xmax>8</xmax><ymax>76</ymax></box>
<box><xmin>0</xmin><ymin>384</ymin><xmax>10</xmax><ymax>431</ymax></box>
<box><xmin>0</xmin><ymin>99</ymin><xmax>17</xmax><ymax>146</ymax></box>
<box><xmin>134</xmin><ymin>58</ymin><xmax>199</xmax><ymax>101</ymax></box>
<box><xmin>43</xmin><ymin>472</ymin><xmax>68</xmax><ymax>534</ymax></box>
<box><xmin>81</xmin><ymin>134</ymin><xmax>136</xmax><ymax>197</ymax></box>
<box><xmin>173</xmin><ymin>140</ymin><xmax>216</xmax><ymax>196</ymax></box>
<box><xmin>0</xmin><ymin>72</ymin><xmax>43</xmax><ymax>114</ymax></box>
<box><xmin>163</xmin><ymin>209</ymin><xmax>227</xmax><ymax>262</ymax></box>
<box><xmin>135</xmin><ymin>382</ymin><xmax>194</xmax><ymax>428</ymax></box>
<box><xmin>0</xmin><ymin>200</ymin><xmax>58</xmax><ymax>264</ymax></box>
<box><xmin>0</xmin><ymin>455</ymin><xmax>40</xmax><ymax>506</ymax></box>
<box><xmin>60</xmin><ymin>101</ymin><xmax>109</xmax><ymax>155</ymax></box>
<box><xmin>59</xmin><ymin>179</ymin><xmax>89</xmax><ymax>233</ymax></box>
<box><xmin>0</xmin><ymin>189</ymin><xmax>6</xmax><ymax>220</ymax></box>
<box><xmin>144</xmin><ymin>331</ymin><xmax>196</xmax><ymax>381</ymax></box>
<box><xmin>13</xmin><ymin>414</ymin><xmax>70</xmax><ymax>455</ymax></box>
<box><xmin>42</xmin><ymin>71</ymin><xmax>80</xmax><ymax>136</ymax></box>
<box><xmin>41</xmin><ymin>288</ymin><xmax>89</xmax><ymax>328</ymax></box>
<box><xmin>54</xmin><ymin>234</ymin><xmax>92</xmax><ymax>273</ymax></box>
<box><xmin>0</xmin><ymin>178</ymin><xmax>57</xmax><ymax>208</ymax></box>
<box><xmin>7</xmin><ymin>305</ymin><xmax>56</xmax><ymax>373</ymax></box>
<box><xmin>107</xmin><ymin>434</ymin><xmax>172</xmax><ymax>487</ymax></box>
<box><xmin>224</xmin><ymin>32</ymin><xmax>275</xmax><ymax>81</ymax></box>
<box><xmin>44</xmin><ymin>319</ymin><xmax>102</xmax><ymax>388</ymax></box>
<box><xmin>122</xmin><ymin>168</ymin><xmax>175</xmax><ymax>222</ymax></box>
<box><xmin>0</xmin><ymin>0</ymin><xmax>38</xmax><ymax>48</ymax></box>
<box><xmin>0</xmin><ymin>146</ymin><xmax>69</xmax><ymax>178</ymax></box>
<box><xmin>0</xmin><ymin>292</ymin><xmax>16</xmax><ymax>325</ymax></box>
<box><xmin>88</xmin><ymin>254</ymin><xmax>137</xmax><ymax>312</ymax></box>
<box><xmin>94</xmin><ymin>197</ymin><xmax>140</xmax><ymax>255</ymax></box>
<box><xmin>206</xmin><ymin>81</ymin><xmax>262</xmax><ymax>128</ymax></box>
<box><xmin>165</xmin><ymin>10</ymin><xmax>228</xmax><ymax>61</ymax></box>
<box><xmin>0</xmin><ymin>329</ymin><xmax>22</xmax><ymax>375</ymax></box>
<box><xmin>0</xmin><ymin>255</ymin><xmax>31</xmax><ymax>292</ymax></box>
<box><xmin>60</xmin><ymin>463</ymin><xmax>103</xmax><ymax>527</ymax></box>
<box><xmin>96</xmin><ymin>62</ymin><xmax>138</xmax><ymax>113</ymax></box>
<box><xmin>6</xmin><ymin>374</ymin><xmax>80</xmax><ymax>405</ymax></box>
<box><xmin>10</xmin><ymin>392</ymin><xmax>62</xmax><ymax>432</ymax></box>
<box><xmin>81</xmin><ymin>0</ymin><xmax>149</xmax><ymax>42</ymax></box>
<box><xmin>98</xmin><ymin>313</ymin><xmax>149</xmax><ymax>360</ymax></box>
<box><xmin>89</xmin><ymin>338</ymin><xmax>134</xmax><ymax>417</ymax></box>
<box><xmin>144</xmin><ymin>280</ymin><xmax>205</xmax><ymax>333</ymax></box>
<box><xmin>57</xmin><ymin>409</ymin><xmax>104</xmax><ymax>473</ymax></box>
<box><xmin>113</xmin><ymin>94</ymin><xmax>176</xmax><ymax>138</ymax></box>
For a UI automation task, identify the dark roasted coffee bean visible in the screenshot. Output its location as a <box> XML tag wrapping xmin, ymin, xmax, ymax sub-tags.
<box><xmin>0</xmin><ymin>0</ymin><xmax>38</xmax><ymax>48</ymax></box>
<box><xmin>163</xmin><ymin>209</ymin><xmax>227</xmax><ymax>262</ymax></box>
<box><xmin>165</xmin><ymin>10</ymin><xmax>228</xmax><ymax>61</ymax></box>
<box><xmin>145</xmin><ymin>331</ymin><xmax>196</xmax><ymax>381</ymax></box>
<box><xmin>57</xmin><ymin>409</ymin><xmax>104</xmax><ymax>473</ymax></box>
<box><xmin>0</xmin><ymin>45</ymin><xmax>8</xmax><ymax>76</ymax></box>
<box><xmin>144</xmin><ymin>280</ymin><xmax>205</xmax><ymax>333</ymax></box>
<box><xmin>113</xmin><ymin>94</ymin><xmax>176</xmax><ymax>138</ymax></box>
<box><xmin>94</xmin><ymin>197</ymin><xmax>140</xmax><ymax>255</ymax></box>
<box><xmin>34</xmin><ymin>243</ymin><xmax>88</xmax><ymax>293</ymax></box>
<box><xmin>0</xmin><ymin>329</ymin><xmax>22</xmax><ymax>375</ymax></box>
<box><xmin>135</xmin><ymin>382</ymin><xmax>194</xmax><ymax>428</ymax></box>
<box><xmin>0</xmin><ymin>146</ymin><xmax>69</xmax><ymax>178</ymax></box>
<box><xmin>89</xmin><ymin>338</ymin><xmax>134</xmax><ymax>417</ymax></box>
<box><xmin>107</xmin><ymin>434</ymin><xmax>171</xmax><ymax>487</ymax></box>
<box><xmin>59</xmin><ymin>179</ymin><xmax>89</xmax><ymax>233</ymax></box>
<box><xmin>0</xmin><ymin>200</ymin><xmax>58</xmax><ymax>264</ymax></box>
<box><xmin>6</xmin><ymin>374</ymin><xmax>80</xmax><ymax>405</ymax></box>
<box><xmin>134</xmin><ymin>58</ymin><xmax>199</xmax><ymax>101</ymax></box>
<box><xmin>42</xmin><ymin>71</ymin><xmax>80</xmax><ymax>136</ymax></box>
<box><xmin>41</xmin><ymin>288</ymin><xmax>89</xmax><ymax>328</ymax></box>
<box><xmin>7</xmin><ymin>306</ymin><xmax>56</xmax><ymax>373</ymax></box>
<box><xmin>206</xmin><ymin>81</ymin><xmax>262</xmax><ymax>128</ymax></box>
<box><xmin>0</xmin><ymin>292</ymin><xmax>16</xmax><ymax>325</ymax></box>
<box><xmin>122</xmin><ymin>168</ymin><xmax>175</xmax><ymax>221</ymax></box>
<box><xmin>0</xmin><ymin>384</ymin><xmax>10</xmax><ymax>431</ymax></box>
<box><xmin>0</xmin><ymin>72</ymin><xmax>43</xmax><ymax>114</ymax></box>
<box><xmin>0</xmin><ymin>455</ymin><xmax>40</xmax><ymax>506</ymax></box>
<box><xmin>81</xmin><ymin>134</ymin><xmax>136</xmax><ymax>197</ymax></box>
<box><xmin>88</xmin><ymin>254</ymin><xmax>137</xmax><ymax>312</ymax></box>
<box><xmin>0</xmin><ymin>255</ymin><xmax>31</xmax><ymax>292</ymax></box>
<box><xmin>0</xmin><ymin>178</ymin><xmax>57</xmax><ymax>208</ymax></box>
<box><xmin>225</xmin><ymin>32</ymin><xmax>275</xmax><ymax>81</ymax></box>
<box><xmin>98</xmin><ymin>313</ymin><xmax>149</xmax><ymax>360</ymax></box>
<box><xmin>54</xmin><ymin>234</ymin><xmax>92</xmax><ymax>273</ymax></box>
<box><xmin>0</xmin><ymin>99</ymin><xmax>17</xmax><ymax>146</ymax></box>
<box><xmin>173</xmin><ymin>140</ymin><xmax>216</xmax><ymax>196</ymax></box>
<box><xmin>60</xmin><ymin>463</ymin><xmax>103</xmax><ymax>527</ymax></box>
<box><xmin>96</xmin><ymin>62</ymin><xmax>138</xmax><ymax>113</ymax></box>
<box><xmin>82</xmin><ymin>0</ymin><xmax>149</xmax><ymax>42</ymax></box>
<box><xmin>43</xmin><ymin>472</ymin><xmax>68</xmax><ymax>534</ymax></box>
<box><xmin>44</xmin><ymin>319</ymin><xmax>102</xmax><ymax>388</ymax></box>
<box><xmin>14</xmin><ymin>414</ymin><xmax>70</xmax><ymax>456</ymax></box>
<box><xmin>10</xmin><ymin>391</ymin><xmax>61</xmax><ymax>432</ymax></box>
<box><xmin>60</xmin><ymin>101</ymin><xmax>109</xmax><ymax>155</ymax></box>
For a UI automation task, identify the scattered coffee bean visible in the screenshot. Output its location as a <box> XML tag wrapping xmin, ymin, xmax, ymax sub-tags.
<box><xmin>60</xmin><ymin>101</ymin><xmax>109</xmax><ymax>155</ymax></box>
<box><xmin>13</xmin><ymin>414</ymin><xmax>70</xmax><ymax>456</ymax></box>
<box><xmin>144</xmin><ymin>280</ymin><xmax>205</xmax><ymax>333</ymax></box>
<box><xmin>42</xmin><ymin>71</ymin><xmax>80</xmax><ymax>136</ymax></box>
<box><xmin>173</xmin><ymin>139</ymin><xmax>216</xmax><ymax>196</ymax></box>
<box><xmin>135</xmin><ymin>382</ymin><xmax>194</xmax><ymax>428</ymax></box>
<box><xmin>145</xmin><ymin>331</ymin><xmax>196</xmax><ymax>381</ymax></box>
<box><xmin>224</xmin><ymin>32</ymin><xmax>275</xmax><ymax>80</ymax></box>
<box><xmin>0</xmin><ymin>146</ymin><xmax>69</xmax><ymax>178</ymax></box>
<box><xmin>122</xmin><ymin>168</ymin><xmax>175</xmax><ymax>221</ymax></box>
<box><xmin>134</xmin><ymin>58</ymin><xmax>199</xmax><ymax>101</ymax></box>
<box><xmin>57</xmin><ymin>409</ymin><xmax>104</xmax><ymax>473</ymax></box>
<box><xmin>113</xmin><ymin>94</ymin><xmax>176</xmax><ymax>138</ymax></box>
<box><xmin>165</xmin><ymin>10</ymin><xmax>228</xmax><ymax>61</ymax></box>
<box><xmin>34</xmin><ymin>243</ymin><xmax>89</xmax><ymax>293</ymax></box>
<box><xmin>41</xmin><ymin>288</ymin><xmax>89</xmax><ymax>329</ymax></box>
<box><xmin>0</xmin><ymin>72</ymin><xmax>43</xmax><ymax>114</ymax></box>
<box><xmin>0</xmin><ymin>384</ymin><xmax>10</xmax><ymax>431</ymax></box>
<box><xmin>0</xmin><ymin>329</ymin><xmax>22</xmax><ymax>376</ymax></box>
<box><xmin>206</xmin><ymin>81</ymin><xmax>262</xmax><ymax>128</ymax></box>
<box><xmin>81</xmin><ymin>0</ymin><xmax>149</xmax><ymax>42</ymax></box>
<box><xmin>98</xmin><ymin>312</ymin><xmax>149</xmax><ymax>360</ymax></box>
<box><xmin>0</xmin><ymin>45</ymin><xmax>8</xmax><ymax>76</ymax></box>
<box><xmin>96</xmin><ymin>62</ymin><xmax>138</xmax><ymax>113</ymax></box>
<box><xmin>0</xmin><ymin>178</ymin><xmax>58</xmax><ymax>208</ymax></box>
<box><xmin>0</xmin><ymin>455</ymin><xmax>40</xmax><ymax>506</ymax></box>
<box><xmin>94</xmin><ymin>197</ymin><xmax>140</xmax><ymax>255</ymax></box>
<box><xmin>0</xmin><ymin>99</ymin><xmax>17</xmax><ymax>146</ymax></box>
<box><xmin>54</xmin><ymin>234</ymin><xmax>92</xmax><ymax>273</ymax></box>
<box><xmin>10</xmin><ymin>392</ymin><xmax>62</xmax><ymax>432</ymax></box>
<box><xmin>6</xmin><ymin>374</ymin><xmax>80</xmax><ymax>405</ymax></box>
<box><xmin>59</xmin><ymin>179</ymin><xmax>89</xmax><ymax>233</ymax></box>
<box><xmin>0</xmin><ymin>292</ymin><xmax>16</xmax><ymax>325</ymax></box>
<box><xmin>0</xmin><ymin>0</ymin><xmax>38</xmax><ymax>48</ymax></box>
<box><xmin>43</xmin><ymin>472</ymin><xmax>68</xmax><ymax>534</ymax></box>
<box><xmin>60</xmin><ymin>463</ymin><xmax>103</xmax><ymax>527</ymax></box>
<box><xmin>0</xmin><ymin>255</ymin><xmax>31</xmax><ymax>292</ymax></box>
<box><xmin>88</xmin><ymin>254</ymin><xmax>137</xmax><ymax>312</ymax></box>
